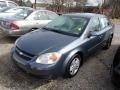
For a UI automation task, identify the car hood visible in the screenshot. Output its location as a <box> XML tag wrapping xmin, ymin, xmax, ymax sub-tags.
<box><xmin>16</xmin><ymin>29</ymin><xmax>78</xmax><ymax>55</ymax></box>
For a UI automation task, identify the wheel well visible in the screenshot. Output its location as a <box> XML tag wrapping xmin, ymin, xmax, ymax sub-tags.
<box><xmin>32</xmin><ymin>28</ymin><xmax>38</xmax><ymax>29</ymax></box>
<box><xmin>76</xmin><ymin>51</ymin><xmax>84</xmax><ymax>65</ymax></box>
<box><xmin>31</xmin><ymin>28</ymin><xmax>38</xmax><ymax>31</ymax></box>
<box><xmin>111</xmin><ymin>34</ymin><xmax>113</xmax><ymax>38</ymax></box>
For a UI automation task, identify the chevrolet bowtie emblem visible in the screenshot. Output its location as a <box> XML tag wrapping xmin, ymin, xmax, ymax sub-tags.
<box><xmin>19</xmin><ymin>52</ymin><xmax>23</xmax><ymax>55</ymax></box>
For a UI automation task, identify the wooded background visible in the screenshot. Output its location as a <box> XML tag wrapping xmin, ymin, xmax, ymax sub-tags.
<box><xmin>11</xmin><ymin>0</ymin><xmax>120</xmax><ymax>18</ymax></box>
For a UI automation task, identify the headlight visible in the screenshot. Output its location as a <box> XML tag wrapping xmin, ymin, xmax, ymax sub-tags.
<box><xmin>36</xmin><ymin>52</ymin><xmax>62</xmax><ymax>64</ymax></box>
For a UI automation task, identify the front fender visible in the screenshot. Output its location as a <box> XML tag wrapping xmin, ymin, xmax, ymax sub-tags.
<box><xmin>61</xmin><ymin>48</ymin><xmax>85</xmax><ymax>75</ymax></box>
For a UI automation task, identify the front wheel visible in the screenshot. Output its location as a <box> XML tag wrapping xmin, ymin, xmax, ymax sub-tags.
<box><xmin>64</xmin><ymin>54</ymin><xmax>81</xmax><ymax>78</ymax></box>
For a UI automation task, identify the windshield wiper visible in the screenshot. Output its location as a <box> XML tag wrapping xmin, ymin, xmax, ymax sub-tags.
<box><xmin>42</xmin><ymin>27</ymin><xmax>52</xmax><ymax>31</ymax></box>
<box><xmin>43</xmin><ymin>27</ymin><xmax>63</xmax><ymax>33</ymax></box>
<box><xmin>51</xmin><ymin>29</ymin><xmax>65</xmax><ymax>34</ymax></box>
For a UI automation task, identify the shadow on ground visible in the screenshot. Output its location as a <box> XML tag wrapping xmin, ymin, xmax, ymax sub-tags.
<box><xmin>0</xmin><ymin>44</ymin><xmax>119</xmax><ymax>89</ymax></box>
<box><xmin>0</xmin><ymin>36</ymin><xmax>18</xmax><ymax>44</ymax></box>
<box><xmin>0</xmin><ymin>52</ymin><xmax>51</xmax><ymax>90</ymax></box>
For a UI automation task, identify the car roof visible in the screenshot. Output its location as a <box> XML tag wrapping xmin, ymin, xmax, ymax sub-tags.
<box><xmin>15</xmin><ymin>6</ymin><xmax>32</xmax><ymax>9</ymax></box>
<box><xmin>12</xmin><ymin>6</ymin><xmax>34</xmax><ymax>10</ymax></box>
<box><xmin>0</xmin><ymin>0</ymin><xmax>9</xmax><ymax>1</ymax></box>
<box><xmin>35</xmin><ymin>10</ymin><xmax>55</xmax><ymax>12</ymax></box>
<box><xmin>64</xmin><ymin>13</ymin><xmax>106</xmax><ymax>19</ymax></box>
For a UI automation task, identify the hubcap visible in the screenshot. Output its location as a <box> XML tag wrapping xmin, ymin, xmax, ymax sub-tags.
<box><xmin>69</xmin><ymin>57</ymin><xmax>80</xmax><ymax>75</ymax></box>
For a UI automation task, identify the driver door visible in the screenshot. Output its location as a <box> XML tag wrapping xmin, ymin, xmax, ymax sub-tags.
<box><xmin>86</xmin><ymin>17</ymin><xmax>104</xmax><ymax>53</ymax></box>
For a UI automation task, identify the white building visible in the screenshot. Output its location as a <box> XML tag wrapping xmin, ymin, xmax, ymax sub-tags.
<box><xmin>28</xmin><ymin>0</ymin><xmax>52</xmax><ymax>4</ymax></box>
<box><xmin>86</xmin><ymin>0</ymin><xmax>104</xmax><ymax>7</ymax></box>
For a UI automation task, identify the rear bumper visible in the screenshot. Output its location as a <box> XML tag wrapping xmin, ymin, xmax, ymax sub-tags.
<box><xmin>11</xmin><ymin>47</ymin><xmax>62</xmax><ymax>77</ymax></box>
<box><xmin>0</xmin><ymin>26</ymin><xmax>27</xmax><ymax>36</ymax></box>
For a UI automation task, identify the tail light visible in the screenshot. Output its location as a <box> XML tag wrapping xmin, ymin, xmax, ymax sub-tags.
<box><xmin>10</xmin><ymin>23</ymin><xmax>19</xmax><ymax>30</ymax></box>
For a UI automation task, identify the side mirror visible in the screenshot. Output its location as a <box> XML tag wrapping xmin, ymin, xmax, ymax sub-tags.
<box><xmin>107</xmin><ymin>22</ymin><xmax>111</xmax><ymax>26</ymax></box>
<box><xmin>88</xmin><ymin>31</ymin><xmax>98</xmax><ymax>38</ymax></box>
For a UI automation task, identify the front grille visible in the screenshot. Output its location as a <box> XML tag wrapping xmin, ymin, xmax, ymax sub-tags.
<box><xmin>15</xmin><ymin>47</ymin><xmax>34</xmax><ymax>61</ymax></box>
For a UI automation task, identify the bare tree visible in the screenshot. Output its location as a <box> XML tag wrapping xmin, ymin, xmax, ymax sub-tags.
<box><xmin>74</xmin><ymin>0</ymin><xmax>87</xmax><ymax>6</ymax></box>
<box><xmin>51</xmin><ymin>0</ymin><xmax>65</xmax><ymax>12</ymax></box>
<box><xmin>109</xmin><ymin>0</ymin><xmax>120</xmax><ymax>18</ymax></box>
<box><xmin>34</xmin><ymin>0</ymin><xmax>37</xmax><ymax>9</ymax></box>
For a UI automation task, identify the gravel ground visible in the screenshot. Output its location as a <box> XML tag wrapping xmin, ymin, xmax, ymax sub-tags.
<box><xmin>0</xmin><ymin>24</ymin><xmax>120</xmax><ymax>90</ymax></box>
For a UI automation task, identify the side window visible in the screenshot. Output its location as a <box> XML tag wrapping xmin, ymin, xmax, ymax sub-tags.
<box><xmin>15</xmin><ymin>10</ymin><xmax>33</xmax><ymax>19</ymax></box>
<box><xmin>47</xmin><ymin>11</ymin><xmax>58</xmax><ymax>20</ymax></box>
<box><xmin>34</xmin><ymin>11</ymin><xmax>49</xmax><ymax>20</ymax></box>
<box><xmin>91</xmin><ymin>18</ymin><xmax>101</xmax><ymax>32</ymax></box>
<box><xmin>8</xmin><ymin>2</ymin><xmax>17</xmax><ymax>7</ymax></box>
<box><xmin>100</xmin><ymin>17</ymin><xmax>110</xmax><ymax>29</ymax></box>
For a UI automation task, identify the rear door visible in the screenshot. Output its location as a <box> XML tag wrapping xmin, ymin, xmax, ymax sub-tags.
<box><xmin>46</xmin><ymin>11</ymin><xmax>58</xmax><ymax>20</ymax></box>
<box><xmin>99</xmin><ymin>17</ymin><xmax>113</xmax><ymax>43</ymax></box>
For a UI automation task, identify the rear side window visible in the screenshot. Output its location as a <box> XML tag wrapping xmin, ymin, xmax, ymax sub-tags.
<box><xmin>100</xmin><ymin>17</ymin><xmax>110</xmax><ymax>29</ymax></box>
<box><xmin>46</xmin><ymin>11</ymin><xmax>58</xmax><ymax>20</ymax></box>
<box><xmin>34</xmin><ymin>11</ymin><xmax>49</xmax><ymax>20</ymax></box>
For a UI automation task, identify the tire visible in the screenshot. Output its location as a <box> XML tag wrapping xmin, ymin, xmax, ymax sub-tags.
<box><xmin>111</xmin><ymin>47</ymin><xmax>120</xmax><ymax>88</ymax></box>
<box><xmin>64</xmin><ymin>54</ymin><xmax>82</xmax><ymax>78</ymax></box>
<box><xmin>111</xmin><ymin>69</ymin><xmax>120</xmax><ymax>88</ymax></box>
<box><xmin>103</xmin><ymin>35</ymin><xmax>113</xmax><ymax>50</ymax></box>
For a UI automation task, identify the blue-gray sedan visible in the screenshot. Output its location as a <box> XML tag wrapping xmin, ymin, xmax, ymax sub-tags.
<box><xmin>11</xmin><ymin>13</ymin><xmax>114</xmax><ymax>78</ymax></box>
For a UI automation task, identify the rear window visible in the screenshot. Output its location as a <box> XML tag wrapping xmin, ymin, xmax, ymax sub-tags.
<box><xmin>100</xmin><ymin>17</ymin><xmax>111</xmax><ymax>29</ymax></box>
<box><xmin>13</xmin><ymin>10</ymin><xmax>33</xmax><ymax>19</ymax></box>
<box><xmin>8</xmin><ymin>2</ymin><xmax>18</xmax><ymax>7</ymax></box>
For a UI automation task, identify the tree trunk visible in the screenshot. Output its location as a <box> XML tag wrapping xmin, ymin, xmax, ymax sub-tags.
<box><xmin>110</xmin><ymin>0</ymin><xmax>120</xmax><ymax>18</ymax></box>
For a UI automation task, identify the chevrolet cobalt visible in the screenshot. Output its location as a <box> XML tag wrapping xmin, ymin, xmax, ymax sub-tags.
<box><xmin>11</xmin><ymin>13</ymin><xmax>114</xmax><ymax>78</ymax></box>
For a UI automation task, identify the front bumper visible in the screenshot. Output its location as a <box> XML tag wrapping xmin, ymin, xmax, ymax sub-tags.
<box><xmin>11</xmin><ymin>47</ymin><xmax>62</xmax><ymax>77</ymax></box>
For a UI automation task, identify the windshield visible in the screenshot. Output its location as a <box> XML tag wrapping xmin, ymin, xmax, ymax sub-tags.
<box><xmin>45</xmin><ymin>16</ymin><xmax>88</xmax><ymax>36</ymax></box>
<box><xmin>13</xmin><ymin>9</ymin><xmax>33</xmax><ymax>19</ymax></box>
<box><xmin>0</xmin><ymin>7</ymin><xmax>11</xmax><ymax>12</ymax></box>
<box><xmin>4</xmin><ymin>8</ymin><xmax>23</xmax><ymax>13</ymax></box>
